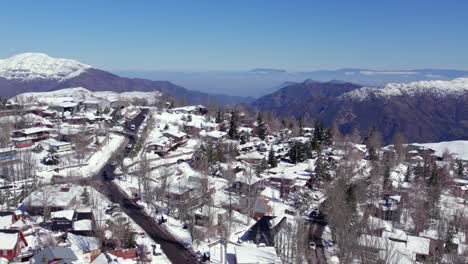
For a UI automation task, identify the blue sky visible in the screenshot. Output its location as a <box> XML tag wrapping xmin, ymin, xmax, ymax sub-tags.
<box><xmin>1</xmin><ymin>0</ymin><xmax>467</xmax><ymax>71</ymax></box>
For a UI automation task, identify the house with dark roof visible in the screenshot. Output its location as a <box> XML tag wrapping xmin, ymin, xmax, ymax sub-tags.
<box><xmin>241</xmin><ymin>215</ymin><xmax>287</xmax><ymax>247</ymax></box>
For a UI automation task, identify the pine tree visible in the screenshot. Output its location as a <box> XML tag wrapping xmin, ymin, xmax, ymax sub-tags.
<box><xmin>256</xmin><ymin>158</ymin><xmax>268</xmax><ymax>176</ymax></box>
<box><xmin>311</xmin><ymin>120</ymin><xmax>326</xmax><ymax>151</ymax></box>
<box><xmin>268</xmin><ymin>147</ymin><xmax>277</xmax><ymax>168</ymax></box>
<box><xmin>315</xmin><ymin>154</ymin><xmax>331</xmax><ymax>181</ymax></box>
<box><xmin>297</xmin><ymin>116</ymin><xmax>304</xmax><ymax>136</ymax></box>
<box><xmin>42</xmin><ymin>147</ymin><xmax>60</xmax><ymax>165</ymax></box>
<box><xmin>313</xmin><ymin>120</ymin><xmax>324</xmax><ymax>143</ymax></box>
<box><xmin>383</xmin><ymin>165</ymin><xmax>392</xmax><ymax>191</ymax></box>
<box><xmin>240</xmin><ymin>133</ymin><xmax>249</xmax><ymax>145</ymax></box>
<box><xmin>404</xmin><ymin>165</ymin><xmax>411</xmax><ymax>182</ymax></box>
<box><xmin>288</xmin><ymin>141</ymin><xmax>312</xmax><ymax>164</ymax></box>
<box><xmin>215</xmin><ymin>109</ymin><xmax>224</xmax><ymax>123</ymax></box>
<box><xmin>256</xmin><ymin>113</ymin><xmax>267</xmax><ymax>140</ymax></box>
<box><xmin>457</xmin><ymin>159</ymin><xmax>464</xmax><ymax>178</ymax></box>
<box><xmin>80</xmin><ymin>187</ymin><xmax>90</xmax><ymax>206</ymax></box>
<box><xmin>228</xmin><ymin>110</ymin><xmax>239</xmax><ymax>140</ymax></box>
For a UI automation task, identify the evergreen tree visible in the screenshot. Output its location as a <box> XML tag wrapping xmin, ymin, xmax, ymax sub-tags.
<box><xmin>228</xmin><ymin>110</ymin><xmax>239</xmax><ymax>140</ymax></box>
<box><xmin>365</xmin><ymin>127</ymin><xmax>382</xmax><ymax>161</ymax></box>
<box><xmin>215</xmin><ymin>109</ymin><xmax>224</xmax><ymax>123</ymax></box>
<box><xmin>427</xmin><ymin>165</ymin><xmax>439</xmax><ymax>187</ymax></box>
<box><xmin>297</xmin><ymin>116</ymin><xmax>304</xmax><ymax>135</ymax></box>
<box><xmin>256</xmin><ymin>112</ymin><xmax>267</xmax><ymax>140</ymax></box>
<box><xmin>404</xmin><ymin>165</ymin><xmax>411</xmax><ymax>182</ymax></box>
<box><xmin>240</xmin><ymin>133</ymin><xmax>250</xmax><ymax>145</ymax></box>
<box><xmin>288</xmin><ymin>141</ymin><xmax>312</xmax><ymax>164</ymax></box>
<box><xmin>311</xmin><ymin>120</ymin><xmax>327</xmax><ymax>151</ymax></box>
<box><xmin>383</xmin><ymin>164</ymin><xmax>392</xmax><ymax>191</ymax></box>
<box><xmin>80</xmin><ymin>187</ymin><xmax>90</xmax><ymax>206</ymax></box>
<box><xmin>42</xmin><ymin>147</ymin><xmax>60</xmax><ymax>165</ymax></box>
<box><xmin>163</xmin><ymin>124</ymin><xmax>169</xmax><ymax>130</ymax></box>
<box><xmin>281</xmin><ymin>119</ymin><xmax>288</xmax><ymax>129</ymax></box>
<box><xmin>457</xmin><ymin>159</ymin><xmax>464</xmax><ymax>178</ymax></box>
<box><xmin>256</xmin><ymin>158</ymin><xmax>269</xmax><ymax>176</ymax></box>
<box><xmin>267</xmin><ymin>147</ymin><xmax>277</xmax><ymax>168</ymax></box>
<box><xmin>205</xmin><ymin>142</ymin><xmax>216</xmax><ymax>164</ymax></box>
<box><xmin>312</xmin><ymin>120</ymin><xmax>325</xmax><ymax>143</ymax></box>
<box><xmin>315</xmin><ymin>154</ymin><xmax>331</xmax><ymax>181</ymax></box>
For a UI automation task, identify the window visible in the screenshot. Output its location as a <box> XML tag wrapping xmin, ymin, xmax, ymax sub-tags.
<box><xmin>2</xmin><ymin>250</ymin><xmax>6</xmax><ymax>256</ymax></box>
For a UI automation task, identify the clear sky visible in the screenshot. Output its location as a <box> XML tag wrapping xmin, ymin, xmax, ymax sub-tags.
<box><xmin>1</xmin><ymin>0</ymin><xmax>467</xmax><ymax>71</ymax></box>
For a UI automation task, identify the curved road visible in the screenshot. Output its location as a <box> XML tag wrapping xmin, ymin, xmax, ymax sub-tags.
<box><xmin>89</xmin><ymin>108</ymin><xmax>200</xmax><ymax>264</ymax></box>
<box><xmin>91</xmin><ymin>172</ymin><xmax>200</xmax><ymax>264</ymax></box>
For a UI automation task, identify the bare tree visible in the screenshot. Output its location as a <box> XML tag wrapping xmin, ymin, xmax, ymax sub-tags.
<box><xmin>0</xmin><ymin>121</ymin><xmax>11</xmax><ymax>148</ymax></box>
<box><xmin>325</xmin><ymin>162</ymin><xmax>359</xmax><ymax>263</ymax></box>
<box><xmin>393</xmin><ymin>132</ymin><xmax>407</xmax><ymax>163</ymax></box>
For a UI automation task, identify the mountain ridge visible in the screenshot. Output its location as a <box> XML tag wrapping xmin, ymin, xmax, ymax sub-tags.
<box><xmin>252</xmin><ymin>78</ymin><xmax>468</xmax><ymax>143</ymax></box>
<box><xmin>0</xmin><ymin>53</ymin><xmax>251</xmax><ymax>105</ymax></box>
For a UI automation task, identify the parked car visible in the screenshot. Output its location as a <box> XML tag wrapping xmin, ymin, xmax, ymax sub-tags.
<box><xmin>130</xmin><ymin>124</ymin><xmax>136</xmax><ymax>130</ymax></box>
<box><xmin>309</xmin><ymin>242</ymin><xmax>316</xmax><ymax>250</ymax></box>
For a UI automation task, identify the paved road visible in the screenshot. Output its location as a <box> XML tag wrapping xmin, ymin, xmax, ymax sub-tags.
<box><xmin>92</xmin><ymin>172</ymin><xmax>200</xmax><ymax>264</ymax></box>
<box><xmin>67</xmin><ymin>106</ymin><xmax>201</xmax><ymax>264</ymax></box>
<box><xmin>125</xmin><ymin>108</ymin><xmax>149</xmax><ymax>132</ymax></box>
<box><xmin>123</xmin><ymin>108</ymin><xmax>149</xmax><ymax>155</ymax></box>
<box><xmin>308</xmin><ymin>222</ymin><xmax>327</xmax><ymax>264</ymax></box>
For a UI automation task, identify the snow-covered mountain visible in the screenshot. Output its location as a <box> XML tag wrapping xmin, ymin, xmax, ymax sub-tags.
<box><xmin>253</xmin><ymin>77</ymin><xmax>468</xmax><ymax>143</ymax></box>
<box><xmin>0</xmin><ymin>53</ymin><xmax>250</xmax><ymax>104</ymax></box>
<box><xmin>342</xmin><ymin>77</ymin><xmax>468</xmax><ymax>101</ymax></box>
<box><xmin>0</xmin><ymin>53</ymin><xmax>91</xmax><ymax>81</ymax></box>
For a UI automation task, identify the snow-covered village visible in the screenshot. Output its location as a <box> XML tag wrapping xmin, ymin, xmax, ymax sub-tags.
<box><xmin>0</xmin><ymin>86</ymin><xmax>466</xmax><ymax>264</ymax></box>
<box><xmin>1</xmin><ymin>2</ymin><xmax>468</xmax><ymax>263</ymax></box>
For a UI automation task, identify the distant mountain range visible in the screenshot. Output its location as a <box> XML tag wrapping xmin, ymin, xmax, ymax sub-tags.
<box><xmin>252</xmin><ymin>79</ymin><xmax>468</xmax><ymax>143</ymax></box>
<box><xmin>118</xmin><ymin>68</ymin><xmax>468</xmax><ymax>97</ymax></box>
<box><xmin>0</xmin><ymin>53</ymin><xmax>252</xmax><ymax>105</ymax></box>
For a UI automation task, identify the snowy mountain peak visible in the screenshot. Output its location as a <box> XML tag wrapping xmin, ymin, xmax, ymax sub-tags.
<box><xmin>342</xmin><ymin>77</ymin><xmax>468</xmax><ymax>101</ymax></box>
<box><xmin>0</xmin><ymin>52</ymin><xmax>91</xmax><ymax>81</ymax></box>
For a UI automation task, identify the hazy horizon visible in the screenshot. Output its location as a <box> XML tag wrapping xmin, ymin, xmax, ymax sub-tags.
<box><xmin>1</xmin><ymin>1</ymin><xmax>468</xmax><ymax>72</ymax></box>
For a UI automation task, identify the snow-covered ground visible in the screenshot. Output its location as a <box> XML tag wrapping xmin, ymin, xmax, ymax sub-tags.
<box><xmin>413</xmin><ymin>140</ymin><xmax>468</xmax><ymax>160</ymax></box>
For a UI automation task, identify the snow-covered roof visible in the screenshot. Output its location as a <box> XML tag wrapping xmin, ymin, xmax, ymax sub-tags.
<box><xmin>73</xmin><ymin>219</ymin><xmax>92</xmax><ymax>231</ymax></box>
<box><xmin>234</xmin><ymin>244</ymin><xmax>282</xmax><ymax>264</ymax></box>
<box><xmin>51</xmin><ymin>210</ymin><xmax>75</xmax><ymax>220</ymax></box>
<box><xmin>200</xmin><ymin>130</ymin><xmax>227</xmax><ymax>139</ymax></box>
<box><xmin>407</xmin><ymin>235</ymin><xmax>431</xmax><ymax>256</ymax></box>
<box><xmin>23</xmin><ymin>185</ymin><xmax>83</xmax><ymax>208</ymax></box>
<box><xmin>0</xmin><ymin>230</ymin><xmax>19</xmax><ymax>250</ymax></box>
<box><xmin>164</xmin><ymin>130</ymin><xmax>187</xmax><ymax>139</ymax></box>
<box><xmin>50</xmin><ymin>101</ymin><xmax>79</xmax><ymax>108</ymax></box>
<box><xmin>147</xmin><ymin>137</ymin><xmax>170</xmax><ymax>147</ymax></box>
<box><xmin>0</xmin><ymin>215</ymin><xmax>12</xmax><ymax>229</ymax></box>
<box><xmin>238</xmin><ymin>151</ymin><xmax>265</xmax><ymax>161</ymax></box>
<box><xmin>170</xmin><ymin>105</ymin><xmax>205</xmax><ymax>112</ymax></box>
<box><xmin>15</xmin><ymin>127</ymin><xmax>50</xmax><ymax>135</ymax></box>
<box><xmin>68</xmin><ymin>233</ymin><xmax>99</xmax><ymax>252</ymax></box>
<box><xmin>0</xmin><ymin>147</ymin><xmax>15</xmax><ymax>154</ymax></box>
<box><xmin>43</xmin><ymin>139</ymin><xmax>71</xmax><ymax>147</ymax></box>
<box><xmin>269</xmin><ymin>173</ymin><xmax>296</xmax><ymax>180</ymax></box>
<box><xmin>382</xmin><ymin>229</ymin><xmax>408</xmax><ymax>242</ymax></box>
